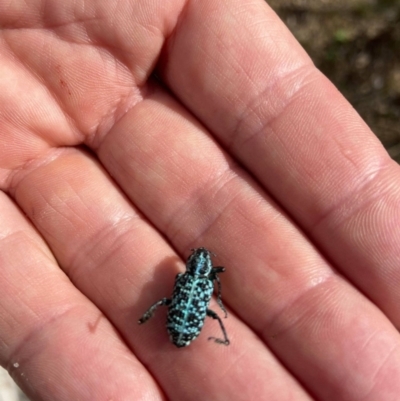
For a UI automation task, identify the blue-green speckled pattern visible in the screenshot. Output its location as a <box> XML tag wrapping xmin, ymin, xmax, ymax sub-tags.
<box><xmin>138</xmin><ymin>247</ymin><xmax>230</xmax><ymax>347</ymax></box>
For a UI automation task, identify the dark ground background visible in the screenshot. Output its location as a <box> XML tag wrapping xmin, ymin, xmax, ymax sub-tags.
<box><xmin>269</xmin><ymin>0</ymin><xmax>400</xmax><ymax>162</ymax></box>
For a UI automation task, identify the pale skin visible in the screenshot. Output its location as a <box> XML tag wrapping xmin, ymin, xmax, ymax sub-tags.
<box><xmin>1</xmin><ymin>0</ymin><xmax>400</xmax><ymax>400</ymax></box>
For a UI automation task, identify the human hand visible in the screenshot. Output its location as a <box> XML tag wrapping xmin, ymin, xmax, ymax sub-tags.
<box><xmin>1</xmin><ymin>1</ymin><xmax>400</xmax><ymax>400</ymax></box>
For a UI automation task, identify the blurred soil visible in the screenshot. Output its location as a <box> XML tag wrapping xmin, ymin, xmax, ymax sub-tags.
<box><xmin>268</xmin><ymin>0</ymin><xmax>400</xmax><ymax>161</ymax></box>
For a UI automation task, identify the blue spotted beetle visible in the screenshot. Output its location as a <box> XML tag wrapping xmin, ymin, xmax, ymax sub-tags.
<box><xmin>138</xmin><ymin>247</ymin><xmax>230</xmax><ymax>347</ymax></box>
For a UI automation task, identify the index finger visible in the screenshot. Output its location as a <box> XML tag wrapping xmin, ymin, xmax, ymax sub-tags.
<box><xmin>162</xmin><ymin>0</ymin><xmax>400</xmax><ymax>326</ymax></box>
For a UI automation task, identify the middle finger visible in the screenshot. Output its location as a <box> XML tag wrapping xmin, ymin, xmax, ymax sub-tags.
<box><xmin>12</xmin><ymin>151</ymin><xmax>312</xmax><ymax>398</ymax></box>
<box><xmin>97</xmin><ymin>87</ymin><xmax>400</xmax><ymax>401</ymax></box>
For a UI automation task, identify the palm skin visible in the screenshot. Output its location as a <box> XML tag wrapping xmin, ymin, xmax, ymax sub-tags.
<box><xmin>1</xmin><ymin>1</ymin><xmax>400</xmax><ymax>400</ymax></box>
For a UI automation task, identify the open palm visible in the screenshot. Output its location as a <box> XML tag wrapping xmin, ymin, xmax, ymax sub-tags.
<box><xmin>1</xmin><ymin>1</ymin><xmax>400</xmax><ymax>400</ymax></box>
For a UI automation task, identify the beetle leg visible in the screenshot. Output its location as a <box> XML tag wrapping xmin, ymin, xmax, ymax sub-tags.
<box><xmin>206</xmin><ymin>309</ymin><xmax>230</xmax><ymax>345</ymax></box>
<box><xmin>211</xmin><ymin>267</ymin><xmax>228</xmax><ymax>318</ymax></box>
<box><xmin>138</xmin><ymin>298</ymin><xmax>171</xmax><ymax>324</ymax></box>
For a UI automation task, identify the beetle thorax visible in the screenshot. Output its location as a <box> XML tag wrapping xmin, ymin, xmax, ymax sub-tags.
<box><xmin>186</xmin><ymin>248</ymin><xmax>213</xmax><ymax>276</ymax></box>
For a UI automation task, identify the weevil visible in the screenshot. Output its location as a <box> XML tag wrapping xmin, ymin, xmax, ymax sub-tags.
<box><xmin>138</xmin><ymin>247</ymin><xmax>230</xmax><ymax>347</ymax></box>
